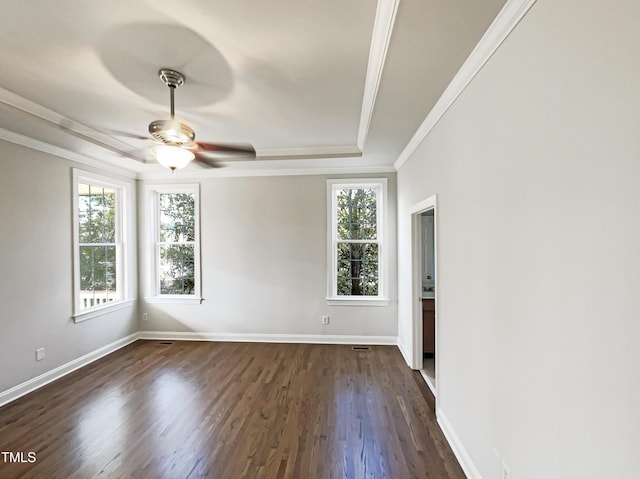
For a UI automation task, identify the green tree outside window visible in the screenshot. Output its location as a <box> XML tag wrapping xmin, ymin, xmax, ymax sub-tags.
<box><xmin>335</xmin><ymin>187</ymin><xmax>379</xmax><ymax>296</ymax></box>
<box><xmin>158</xmin><ymin>193</ymin><xmax>195</xmax><ymax>294</ymax></box>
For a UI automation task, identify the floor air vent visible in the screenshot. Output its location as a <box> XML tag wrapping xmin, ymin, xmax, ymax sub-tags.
<box><xmin>352</xmin><ymin>346</ymin><xmax>370</xmax><ymax>351</ymax></box>
<box><xmin>158</xmin><ymin>341</ymin><xmax>173</xmax><ymax>346</ymax></box>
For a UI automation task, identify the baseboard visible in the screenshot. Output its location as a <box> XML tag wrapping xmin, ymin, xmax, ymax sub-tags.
<box><xmin>0</xmin><ymin>332</ymin><xmax>139</xmax><ymax>408</ymax></box>
<box><xmin>419</xmin><ymin>369</ymin><xmax>437</xmax><ymax>396</ymax></box>
<box><xmin>0</xmin><ymin>331</ymin><xmax>397</xmax><ymax>408</ymax></box>
<box><xmin>437</xmin><ymin>408</ymin><xmax>484</xmax><ymax>479</ymax></box>
<box><xmin>138</xmin><ymin>330</ymin><xmax>398</xmax><ymax>345</ymax></box>
<box><xmin>397</xmin><ymin>338</ymin><xmax>413</xmax><ymax>367</ymax></box>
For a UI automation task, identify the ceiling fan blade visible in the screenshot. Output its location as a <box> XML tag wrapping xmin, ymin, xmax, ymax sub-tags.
<box><xmin>193</xmin><ymin>142</ymin><xmax>256</xmax><ymax>156</ymax></box>
<box><xmin>193</xmin><ymin>151</ymin><xmax>225</xmax><ymax>168</ymax></box>
<box><xmin>104</xmin><ymin>129</ymin><xmax>153</xmax><ymax>141</ymax></box>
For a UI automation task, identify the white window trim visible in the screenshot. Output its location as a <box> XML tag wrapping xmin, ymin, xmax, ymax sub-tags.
<box><xmin>326</xmin><ymin>178</ymin><xmax>389</xmax><ymax>306</ymax></box>
<box><xmin>72</xmin><ymin>169</ymin><xmax>134</xmax><ymax>322</ymax></box>
<box><xmin>145</xmin><ymin>184</ymin><xmax>202</xmax><ymax>303</ymax></box>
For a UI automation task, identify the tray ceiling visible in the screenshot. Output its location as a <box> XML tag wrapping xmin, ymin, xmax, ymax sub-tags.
<box><xmin>0</xmin><ymin>0</ymin><xmax>506</xmax><ymax>176</ymax></box>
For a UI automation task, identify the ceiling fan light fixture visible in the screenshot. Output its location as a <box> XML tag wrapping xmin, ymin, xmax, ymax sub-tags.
<box><xmin>150</xmin><ymin>144</ymin><xmax>195</xmax><ymax>171</ymax></box>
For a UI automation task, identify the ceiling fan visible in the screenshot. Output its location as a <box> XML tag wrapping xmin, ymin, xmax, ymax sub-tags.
<box><xmin>143</xmin><ymin>68</ymin><xmax>255</xmax><ymax>171</ymax></box>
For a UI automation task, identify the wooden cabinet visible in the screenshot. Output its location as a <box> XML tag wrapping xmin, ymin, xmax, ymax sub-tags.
<box><xmin>422</xmin><ymin>299</ymin><xmax>435</xmax><ymax>355</ymax></box>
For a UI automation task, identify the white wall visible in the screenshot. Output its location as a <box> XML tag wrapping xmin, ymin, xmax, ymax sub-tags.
<box><xmin>397</xmin><ymin>1</ymin><xmax>640</xmax><ymax>477</ymax></box>
<box><xmin>139</xmin><ymin>173</ymin><xmax>398</xmax><ymax>340</ymax></box>
<box><xmin>0</xmin><ymin>141</ymin><xmax>138</xmax><ymax>394</ymax></box>
<box><xmin>0</xmin><ymin>141</ymin><xmax>396</xmax><ymax>399</ymax></box>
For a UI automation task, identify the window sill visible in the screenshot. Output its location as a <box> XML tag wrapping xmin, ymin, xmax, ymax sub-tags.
<box><xmin>326</xmin><ymin>297</ymin><xmax>390</xmax><ymax>307</ymax></box>
<box><xmin>144</xmin><ymin>296</ymin><xmax>204</xmax><ymax>305</ymax></box>
<box><xmin>73</xmin><ymin>299</ymin><xmax>135</xmax><ymax>323</ymax></box>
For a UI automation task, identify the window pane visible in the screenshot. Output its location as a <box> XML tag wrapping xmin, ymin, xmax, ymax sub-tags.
<box><xmin>104</xmin><ymin>245</ymin><xmax>117</xmax><ymax>295</ymax></box>
<box><xmin>79</xmin><ymin>245</ymin><xmax>118</xmax><ymax>310</ymax></box>
<box><xmin>78</xmin><ymin>183</ymin><xmax>116</xmax><ymax>244</ymax></box>
<box><xmin>159</xmin><ymin>193</ymin><xmax>195</xmax><ymax>242</ymax></box>
<box><xmin>336</xmin><ymin>188</ymin><xmax>377</xmax><ymax>240</ymax></box>
<box><xmin>79</xmin><ymin>245</ymin><xmax>95</xmax><ymax>292</ymax></box>
<box><xmin>159</xmin><ymin>244</ymin><xmax>195</xmax><ymax>294</ymax></box>
<box><xmin>336</xmin><ymin>242</ymin><xmax>378</xmax><ymax>296</ymax></box>
<box><xmin>78</xmin><ymin>185</ymin><xmax>91</xmax><ymax>243</ymax></box>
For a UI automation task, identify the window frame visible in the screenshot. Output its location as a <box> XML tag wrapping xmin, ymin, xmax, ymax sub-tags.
<box><xmin>326</xmin><ymin>178</ymin><xmax>389</xmax><ymax>306</ymax></box>
<box><xmin>146</xmin><ymin>184</ymin><xmax>202</xmax><ymax>304</ymax></box>
<box><xmin>72</xmin><ymin>169</ymin><xmax>134</xmax><ymax>322</ymax></box>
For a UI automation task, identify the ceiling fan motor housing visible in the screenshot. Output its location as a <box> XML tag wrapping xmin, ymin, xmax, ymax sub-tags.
<box><xmin>148</xmin><ymin>119</ymin><xmax>195</xmax><ymax>145</ymax></box>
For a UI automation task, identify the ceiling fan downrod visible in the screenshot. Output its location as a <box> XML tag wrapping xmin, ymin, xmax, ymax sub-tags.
<box><xmin>148</xmin><ymin>69</ymin><xmax>195</xmax><ymax>144</ymax></box>
<box><xmin>158</xmin><ymin>69</ymin><xmax>184</xmax><ymax>119</ymax></box>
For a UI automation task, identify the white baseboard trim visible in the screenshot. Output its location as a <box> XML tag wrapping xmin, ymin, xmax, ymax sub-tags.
<box><xmin>397</xmin><ymin>338</ymin><xmax>413</xmax><ymax>367</ymax></box>
<box><xmin>138</xmin><ymin>330</ymin><xmax>398</xmax><ymax>346</ymax></box>
<box><xmin>0</xmin><ymin>332</ymin><xmax>139</xmax><ymax>408</ymax></box>
<box><xmin>0</xmin><ymin>332</ymin><xmax>397</xmax><ymax>409</ymax></box>
<box><xmin>437</xmin><ymin>408</ymin><xmax>484</xmax><ymax>479</ymax></box>
<box><xmin>419</xmin><ymin>369</ymin><xmax>437</xmax><ymax>396</ymax></box>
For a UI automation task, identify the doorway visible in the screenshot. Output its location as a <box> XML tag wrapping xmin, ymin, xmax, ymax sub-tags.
<box><xmin>408</xmin><ymin>195</ymin><xmax>437</xmax><ymax>396</ymax></box>
<box><xmin>420</xmin><ymin>210</ymin><xmax>436</xmax><ymax>393</ymax></box>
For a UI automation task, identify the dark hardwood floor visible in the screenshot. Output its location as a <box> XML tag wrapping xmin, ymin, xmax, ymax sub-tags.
<box><xmin>0</xmin><ymin>341</ymin><xmax>464</xmax><ymax>479</ymax></box>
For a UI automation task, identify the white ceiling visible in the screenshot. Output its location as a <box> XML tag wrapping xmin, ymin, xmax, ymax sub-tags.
<box><xmin>0</xmin><ymin>0</ymin><xmax>506</xmax><ymax>177</ymax></box>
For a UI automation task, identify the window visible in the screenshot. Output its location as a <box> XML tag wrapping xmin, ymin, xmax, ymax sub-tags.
<box><xmin>327</xmin><ymin>179</ymin><xmax>388</xmax><ymax>305</ymax></box>
<box><xmin>73</xmin><ymin>170</ymin><xmax>132</xmax><ymax>321</ymax></box>
<box><xmin>147</xmin><ymin>184</ymin><xmax>201</xmax><ymax>301</ymax></box>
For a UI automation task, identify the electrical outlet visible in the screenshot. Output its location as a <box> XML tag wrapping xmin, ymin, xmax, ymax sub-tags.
<box><xmin>321</xmin><ymin>315</ymin><xmax>330</xmax><ymax>325</ymax></box>
<box><xmin>143</xmin><ymin>312</ymin><xmax>148</xmax><ymax>321</ymax></box>
<box><xmin>501</xmin><ymin>459</ymin><xmax>511</xmax><ymax>479</ymax></box>
<box><xmin>35</xmin><ymin>348</ymin><xmax>45</xmax><ymax>361</ymax></box>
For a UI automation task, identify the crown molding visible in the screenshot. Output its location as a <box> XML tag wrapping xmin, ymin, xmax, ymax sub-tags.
<box><xmin>357</xmin><ymin>0</ymin><xmax>400</xmax><ymax>150</ymax></box>
<box><xmin>393</xmin><ymin>0</ymin><xmax>538</xmax><ymax>171</ymax></box>
<box><xmin>257</xmin><ymin>144</ymin><xmax>362</xmax><ymax>160</ymax></box>
<box><xmin>138</xmin><ymin>163</ymin><xmax>396</xmax><ymax>181</ymax></box>
<box><xmin>0</xmin><ymin>127</ymin><xmax>137</xmax><ymax>179</ymax></box>
<box><xmin>0</xmin><ymin>86</ymin><xmax>147</xmax><ymax>164</ymax></box>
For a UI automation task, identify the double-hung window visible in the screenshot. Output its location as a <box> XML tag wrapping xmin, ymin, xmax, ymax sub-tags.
<box><xmin>327</xmin><ymin>179</ymin><xmax>388</xmax><ymax>305</ymax></box>
<box><xmin>72</xmin><ymin>170</ymin><xmax>132</xmax><ymax>321</ymax></box>
<box><xmin>147</xmin><ymin>184</ymin><xmax>201</xmax><ymax>302</ymax></box>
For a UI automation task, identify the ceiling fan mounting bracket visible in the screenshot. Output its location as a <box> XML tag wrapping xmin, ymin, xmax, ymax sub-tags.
<box><xmin>158</xmin><ymin>69</ymin><xmax>185</xmax><ymax>89</ymax></box>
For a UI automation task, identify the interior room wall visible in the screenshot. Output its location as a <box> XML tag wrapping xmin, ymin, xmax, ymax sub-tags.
<box><xmin>397</xmin><ymin>0</ymin><xmax>640</xmax><ymax>477</ymax></box>
<box><xmin>138</xmin><ymin>173</ymin><xmax>398</xmax><ymax>340</ymax></box>
<box><xmin>0</xmin><ymin>141</ymin><xmax>138</xmax><ymax>395</ymax></box>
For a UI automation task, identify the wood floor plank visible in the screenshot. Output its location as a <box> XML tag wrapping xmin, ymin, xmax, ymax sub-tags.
<box><xmin>0</xmin><ymin>341</ymin><xmax>465</xmax><ymax>479</ymax></box>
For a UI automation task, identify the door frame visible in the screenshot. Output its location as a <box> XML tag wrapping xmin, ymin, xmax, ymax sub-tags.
<box><xmin>408</xmin><ymin>195</ymin><xmax>438</xmax><ymax>391</ymax></box>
